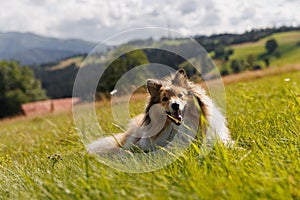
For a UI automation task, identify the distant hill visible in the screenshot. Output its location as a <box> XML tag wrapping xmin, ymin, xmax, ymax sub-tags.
<box><xmin>29</xmin><ymin>28</ymin><xmax>300</xmax><ymax>99</ymax></box>
<box><xmin>229</xmin><ymin>31</ymin><xmax>300</xmax><ymax>66</ymax></box>
<box><xmin>0</xmin><ymin>32</ymin><xmax>103</xmax><ymax>65</ymax></box>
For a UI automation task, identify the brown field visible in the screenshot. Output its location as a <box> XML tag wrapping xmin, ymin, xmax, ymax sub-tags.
<box><xmin>220</xmin><ymin>64</ymin><xmax>300</xmax><ymax>85</ymax></box>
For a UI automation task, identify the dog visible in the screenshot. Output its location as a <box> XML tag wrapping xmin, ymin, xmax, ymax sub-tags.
<box><xmin>87</xmin><ymin>69</ymin><xmax>233</xmax><ymax>154</ymax></box>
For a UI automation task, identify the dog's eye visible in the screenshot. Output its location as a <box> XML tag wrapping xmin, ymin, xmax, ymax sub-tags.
<box><xmin>177</xmin><ymin>93</ymin><xmax>183</xmax><ymax>98</ymax></box>
<box><xmin>162</xmin><ymin>97</ymin><xmax>169</xmax><ymax>101</ymax></box>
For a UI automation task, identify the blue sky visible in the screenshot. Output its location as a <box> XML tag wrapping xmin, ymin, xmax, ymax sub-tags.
<box><xmin>0</xmin><ymin>0</ymin><xmax>299</xmax><ymax>44</ymax></box>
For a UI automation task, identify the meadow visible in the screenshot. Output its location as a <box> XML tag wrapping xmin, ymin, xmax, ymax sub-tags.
<box><xmin>0</xmin><ymin>70</ymin><xmax>299</xmax><ymax>199</ymax></box>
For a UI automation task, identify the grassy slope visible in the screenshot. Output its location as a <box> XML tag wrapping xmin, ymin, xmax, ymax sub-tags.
<box><xmin>0</xmin><ymin>70</ymin><xmax>299</xmax><ymax>199</ymax></box>
<box><xmin>229</xmin><ymin>31</ymin><xmax>300</xmax><ymax>67</ymax></box>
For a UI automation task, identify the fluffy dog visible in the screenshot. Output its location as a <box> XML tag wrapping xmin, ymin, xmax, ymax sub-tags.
<box><xmin>87</xmin><ymin>69</ymin><xmax>232</xmax><ymax>154</ymax></box>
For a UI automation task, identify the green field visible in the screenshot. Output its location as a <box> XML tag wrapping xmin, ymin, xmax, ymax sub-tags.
<box><xmin>229</xmin><ymin>31</ymin><xmax>300</xmax><ymax>67</ymax></box>
<box><xmin>0</xmin><ymin>70</ymin><xmax>299</xmax><ymax>199</ymax></box>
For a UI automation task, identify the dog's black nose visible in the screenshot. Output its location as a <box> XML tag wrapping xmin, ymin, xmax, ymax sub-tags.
<box><xmin>171</xmin><ymin>103</ymin><xmax>179</xmax><ymax>111</ymax></box>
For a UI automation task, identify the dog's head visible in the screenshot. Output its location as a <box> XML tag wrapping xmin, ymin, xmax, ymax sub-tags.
<box><xmin>146</xmin><ymin>69</ymin><xmax>190</xmax><ymax>125</ymax></box>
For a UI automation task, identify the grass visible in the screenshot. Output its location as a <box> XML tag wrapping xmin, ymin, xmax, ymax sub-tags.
<box><xmin>0</xmin><ymin>70</ymin><xmax>300</xmax><ymax>199</ymax></box>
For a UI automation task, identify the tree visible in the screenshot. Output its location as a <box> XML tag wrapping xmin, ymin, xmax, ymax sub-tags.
<box><xmin>224</xmin><ymin>48</ymin><xmax>234</xmax><ymax>61</ymax></box>
<box><xmin>97</xmin><ymin>50</ymin><xmax>150</xmax><ymax>96</ymax></box>
<box><xmin>220</xmin><ymin>65</ymin><xmax>232</xmax><ymax>76</ymax></box>
<box><xmin>265</xmin><ymin>39</ymin><xmax>278</xmax><ymax>54</ymax></box>
<box><xmin>264</xmin><ymin>58</ymin><xmax>270</xmax><ymax>67</ymax></box>
<box><xmin>227</xmin><ymin>48</ymin><xmax>234</xmax><ymax>56</ymax></box>
<box><xmin>230</xmin><ymin>59</ymin><xmax>242</xmax><ymax>73</ymax></box>
<box><xmin>214</xmin><ymin>45</ymin><xmax>225</xmax><ymax>59</ymax></box>
<box><xmin>246</xmin><ymin>54</ymin><xmax>256</xmax><ymax>69</ymax></box>
<box><xmin>0</xmin><ymin>61</ymin><xmax>47</xmax><ymax>118</ymax></box>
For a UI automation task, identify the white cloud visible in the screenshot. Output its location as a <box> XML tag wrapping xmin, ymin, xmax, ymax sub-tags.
<box><xmin>0</xmin><ymin>0</ymin><xmax>299</xmax><ymax>44</ymax></box>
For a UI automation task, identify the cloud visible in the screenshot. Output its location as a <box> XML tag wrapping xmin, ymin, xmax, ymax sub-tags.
<box><xmin>241</xmin><ymin>7</ymin><xmax>256</xmax><ymax>20</ymax></box>
<box><xmin>201</xmin><ymin>12</ymin><xmax>221</xmax><ymax>26</ymax></box>
<box><xmin>229</xmin><ymin>7</ymin><xmax>256</xmax><ymax>26</ymax></box>
<box><xmin>180</xmin><ymin>0</ymin><xmax>197</xmax><ymax>15</ymax></box>
<box><xmin>0</xmin><ymin>0</ymin><xmax>299</xmax><ymax>44</ymax></box>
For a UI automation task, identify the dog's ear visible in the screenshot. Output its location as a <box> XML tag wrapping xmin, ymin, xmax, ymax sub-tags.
<box><xmin>172</xmin><ymin>69</ymin><xmax>188</xmax><ymax>86</ymax></box>
<box><xmin>147</xmin><ymin>79</ymin><xmax>162</xmax><ymax>96</ymax></box>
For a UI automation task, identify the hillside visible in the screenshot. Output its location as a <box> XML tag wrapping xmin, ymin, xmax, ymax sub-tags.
<box><xmin>0</xmin><ymin>32</ymin><xmax>100</xmax><ymax>65</ymax></box>
<box><xmin>30</xmin><ymin>30</ymin><xmax>300</xmax><ymax>99</ymax></box>
<box><xmin>229</xmin><ymin>31</ymin><xmax>300</xmax><ymax>67</ymax></box>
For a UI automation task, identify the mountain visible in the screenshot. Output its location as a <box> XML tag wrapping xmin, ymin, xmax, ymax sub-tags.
<box><xmin>0</xmin><ymin>32</ymin><xmax>102</xmax><ymax>65</ymax></box>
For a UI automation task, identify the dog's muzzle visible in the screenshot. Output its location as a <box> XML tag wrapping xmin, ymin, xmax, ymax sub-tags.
<box><xmin>166</xmin><ymin>103</ymin><xmax>183</xmax><ymax>125</ymax></box>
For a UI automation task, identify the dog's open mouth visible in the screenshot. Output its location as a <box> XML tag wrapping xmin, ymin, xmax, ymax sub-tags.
<box><xmin>166</xmin><ymin>111</ymin><xmax>182</xmax><ymax>125</ymax></box>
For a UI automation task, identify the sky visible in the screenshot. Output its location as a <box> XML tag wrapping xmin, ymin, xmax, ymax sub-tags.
<box><xmin>0</xmin><ymin>0</ymin><xmax>299</xmax><ymax>44</ymax></box>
